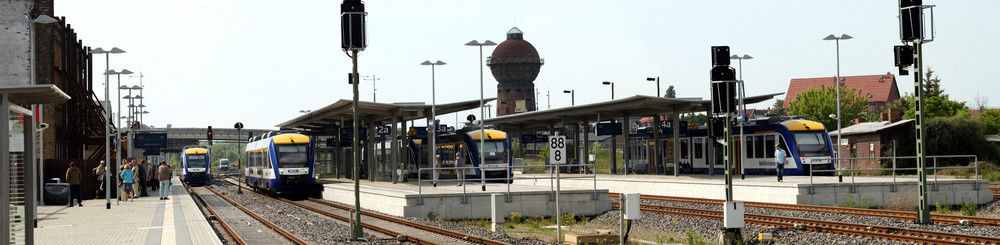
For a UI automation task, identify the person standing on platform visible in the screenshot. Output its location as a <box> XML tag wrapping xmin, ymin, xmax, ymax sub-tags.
<box><xmin>65</xmin><ymin>162</ymin><xmax>83</xmax><ymax>206</ymax></box>
<box><xmin>138</xmin><ymin>159</ymin><xmax>148</xmax><ymax>197</ymax></box>
<box><xmin>158</xmin><ymin>161</ymin><xmax>172</xmax><ymax>200</ymax></box>
<box><xmin>455</xmin><ymin>152</ymin><xmax>464</xmax><ymax>186</ymax></box>
<box><xmin>120</xmin><ymin>163</ymin><xmax>134</xmax><ymax>202</ymax></box>
<box><xmin>93</xmin><ymin>161</ymin><xmax>107</xmax><ymax>199</ymax></box>
<box><xmin>148</xmin><ymin>160</ymin><xmax>158</xmax><ymax>192</ymax></box>
<box><xmin>775</xmin><ymin>144</ymin><xmax>787</xmax><ymax>182</ymax></box>
<box><xmin>130</xmin><ymin>160</ymin><xmax>140</xmax><ymax>198</ymax></box>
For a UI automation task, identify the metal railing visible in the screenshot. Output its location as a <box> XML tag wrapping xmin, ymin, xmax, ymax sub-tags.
<box><xmin>808</xmin><ymin>154</ymin><xmax>980</xmax><ymax>203</ymax></box>
<box><xmin>414</xmin><ymin>163</ymin><xmax>599</xmax><ymax>205</ymax></box>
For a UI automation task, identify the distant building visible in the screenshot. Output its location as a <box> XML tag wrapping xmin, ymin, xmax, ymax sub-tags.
<box><xmin>829</xmin><ymin>119</ymin><xmax>913</xmax><ymax>170</ymax></box>
<box><xmin>488</xmin><ymin>27</ymin><xmax>543</xmax><ymax>116</ymax></box>
<box><xmin>783</xmin><ymin>73</ymin><xmax>901</xmax><ymax>120</ymax></box>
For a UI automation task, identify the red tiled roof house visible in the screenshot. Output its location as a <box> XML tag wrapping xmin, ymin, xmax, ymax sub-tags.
<box><xmin>783</xmin><ymin>73</ymin><xmax>901</xmax><ymax>117</ymax></box>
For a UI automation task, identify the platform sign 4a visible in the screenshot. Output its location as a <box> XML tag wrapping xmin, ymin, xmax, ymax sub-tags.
<box><xmin>549</xmin><ymin>135</ymin><xmax>567</xmax><ymax>164</ymax></box>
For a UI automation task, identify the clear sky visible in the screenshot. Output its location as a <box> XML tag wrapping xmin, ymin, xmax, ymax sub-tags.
<box><xmin>55</xmin><ymin>0</ymin><xmax>999</xmax><ymax>130</ymax></box>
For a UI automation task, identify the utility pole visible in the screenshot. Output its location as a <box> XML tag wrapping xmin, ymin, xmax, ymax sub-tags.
<box><xmin>362</xmin><ymin>73</ymin><xmax>380</xmax><ymax>103</ymax></box>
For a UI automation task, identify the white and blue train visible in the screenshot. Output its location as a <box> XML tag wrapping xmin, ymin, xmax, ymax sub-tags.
<box><xmin>244</xmin><ymin>131</ymin><xmax>316</xmax><ymax>195</ymax></box>
<box><xmin>181</xmin><ymin>146</ymin><xmax>211</xmax><ymax>186</ymax></box>
<box><xmin>651</xmin><ymin>117</ymin><xmax>835</xmax><ymax>176</ymax></box>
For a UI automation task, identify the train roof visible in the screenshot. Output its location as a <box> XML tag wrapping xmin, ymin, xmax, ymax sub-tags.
<box><xmin>184</xmin><ymin>147</ymin><xmax>208</xmax><ymax>154</ymax></box>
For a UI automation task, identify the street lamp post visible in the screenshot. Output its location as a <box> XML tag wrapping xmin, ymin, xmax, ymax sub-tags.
<box><xmin>90</xmin><ymin>47</ymin><xmax>125</xmax><ymax>209</ymax></box>
<box><xmin>421</xmin><ymin>60</ymin><xmax>445</xmax><ymax>187</ymax></box>
<box><xmin>121</xmin><ymin>84</ymin><xmax>141</xmax><ymax>158</ymax></box>
<box><xmin>730</xmin><ymin>54</ymin><xmax>752</xmax><ymax>179</ymax></box>
<box><xmin>602</xmin><ymin>81</ymin><xmax>616</xmax><ymax>174</ymax></box>
<box><xmin>602</xmin><ymin>81</ymin><xmax>614</xmax><ymax>100</ymax></box>
<box><xmin>466</xmin><ymin>40</ymin><xmax>497</xmax><ymax>191</ymax></box>
<box><xmin>110</xmin><ymin>69</ymin><xmax>133</xmax><ymax>198</ymax></box>
<box><xmin>646</xmin><ymin>77</ymin><xmax>660</xmax><ymax>97</ymax></box>
<box><xmin>824</xmin><ymin>34</ymin><xmax>852</xmax><ymax>181</ymax></box>
<box><xmin>563</xmin><ymin>90</ymin><xmax>574</xmax><ymax>106</ymax></box>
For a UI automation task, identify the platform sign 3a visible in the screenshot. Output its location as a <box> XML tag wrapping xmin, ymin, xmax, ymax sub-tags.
<box><xmin>549</xmin><ymin>135</ymin><xmax>566</xmax><ymax>164</ymax></box>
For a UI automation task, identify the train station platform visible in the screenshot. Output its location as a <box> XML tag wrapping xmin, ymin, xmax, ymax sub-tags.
<box><xmin>32</xmin><ymin>177</ymin><xmax>221</xmax><ymax>245</ymax></box>
<box><xmin>517</xmin><ymin>173</ymin><xmax>992</xmax><ymax>207</ymax></box>
<box><xmin>317</xmin><ymin>177</ymin><xmax>612</xmax><ymax>220</ymax></box>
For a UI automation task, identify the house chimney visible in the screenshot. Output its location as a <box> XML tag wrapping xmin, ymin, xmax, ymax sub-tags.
<box><xmin>888</xmin><ymin>108</ymin><xmax>900</xmax><ymax>122</ymax></box>
<box><xmin>855</xmin><ymin>118</ymin><xmax>866</xmax><ymax>124</ymax></box>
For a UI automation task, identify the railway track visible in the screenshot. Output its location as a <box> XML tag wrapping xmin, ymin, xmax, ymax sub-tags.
<box><xmin>991</xmin><ymin>187</ymin><xmax>999</xmax><ymax>200</ymax></box>
<box><xmin>186</xmin><ymin>184</ymin><xmax>308</xmax><ymax>245</ymax></box>
<box><xmin>609</xmin><ymin>193</ymin><xmax>1000</xmax><ymax>226</ymax></box>
<box><xmin>611</xmin><ymin>202</ymin><xmax>1000</xmax><ymax>244</ymax></box>
<box><xmin>220</xmin><ymin>178</ymin><xmax>509</xmax><ymax>245</ymax></box>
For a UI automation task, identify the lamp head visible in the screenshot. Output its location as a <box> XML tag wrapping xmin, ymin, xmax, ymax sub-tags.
<box><xmin>840</xmin><ymin>34</ymin><xmax>853</xmax><ymax>40</ymax></box>
<box><xmin>602</xmin><ymin>81</ymin><xmax>612</xmax><ymax>85</ymax></box>
<box><xmin>9</xmin><ymin>15</ymin><xmax>29</xmax><ymax>22</ymax></box>
<box><xmin>464</xmin><ymin>40</ymin><xmax>481</xmax><ymax>46</ymax></box>
<box><xmin>35</xmin><ymin>15</ymin><xmax>58</xmax><ymax>24</ymax></box>
<box><xmin>823</xmin><ymin>34</ymin><xmax>838</xmax><ymax>40</ymax></box>
<box><xmin>434</xmin><ymin>60</ymin><xmax>446</xmax><ymax>65</ymax></box>
<box><xmin>108</xmin><ymin>47</ymin><xmax>125</xmax><ymax>54</ymax></box>
<box><xmin>742</xmin><ymin>55</ymin><xmax>753</xmax><ymax>60</ymax></box>
<box><xmin>420</xmin><ymin>60</ymin><xmax>432</xmax><ymax>66</ymax></box>
<box><xmin>482</xmin><ymin>40</ymin><xmax>497</xmax><ymax>46</ymax></box>
<box><xmin>120</xmin><ymin>69</ymin><xmax>134</xmax><ymax>75</ymax></box>
<box><xmin>563</xmin><ymin>90</ymin><xmax>572</xmax><ymax>94</ymax></box>
<box><xmin>729</xmin><ymin>55</ymin><xmax>740</xmax><ymax>59</ymax></box>
<box><xmin>90</xmin><ymin>48</ymin><xmax>107</xmax><ymax>54</ymax></box>
<box><xmin>106</xmin><ymin>70</ymin><xmax>119</xmax><ymax>75</ymax></box>
<box><xmin>131</xmin><ymin>85</ymin><xmax>142</xmax><ymax>89</ymax></box>
<box><xmin>646</xmin><ymin>77</ymin><xmax>656</xmax><ymax>81</ymax></box>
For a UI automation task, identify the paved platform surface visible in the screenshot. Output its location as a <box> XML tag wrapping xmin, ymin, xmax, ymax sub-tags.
<box><xmin>517</xmin><ymin>173</ymin><xmax>992</xmax><ymax>206</ymax></box>
<box><xmin>318</xmin><ymin>176</ymin><xmax>611</xmax><ymax>219</ymax></box>
<box><xmin>33</xmin><ymin>177</ymin><xmax>221</xmax><ymax>245</ymax></box>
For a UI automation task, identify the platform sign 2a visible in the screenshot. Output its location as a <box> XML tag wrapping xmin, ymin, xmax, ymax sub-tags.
<box><xmin>549</xmin><ymin>135</ymin><xmax>566</xmax><ymax>164</ymax></box>
<box><xmin>376</xmin><ymin>126</ymin><xmax>391</xmax><ymax>135</ymax></box>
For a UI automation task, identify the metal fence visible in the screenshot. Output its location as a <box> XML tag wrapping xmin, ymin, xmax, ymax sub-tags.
<box><xmin>415</xmin><ymin>163</ymin><xmax>599</xmax><ymax>205</ymax></box>
<box><xmin>808</xmin><ymin>154</ymin><xmax>980</xmax><ymax>202</ymax></box>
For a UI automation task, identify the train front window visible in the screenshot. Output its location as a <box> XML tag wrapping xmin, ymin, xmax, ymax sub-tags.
<box><xmin>474</xmin><ymin>140</ymin><xmax>508</xmax><ymax>164</ymax></box>
<box><xmin>276</xmin><ymin>144</ymin><xmax>309</xmax><ymax>168</ymax></box>
<box><xmin>187</xmin><ymin>155</ymin><xmax>207</xmax><ymax>168</ymax></box>
<box><xmin>792</xmin><ymin>131</ymin><xmax>831</xmax><ymax>157</ymax></box>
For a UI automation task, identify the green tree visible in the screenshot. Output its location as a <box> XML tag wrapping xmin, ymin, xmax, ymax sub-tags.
<box><xmin>786</xmin><ymin>85</ymin><xmax>869</xmax><ymax>130</ymax></box>
<box><xmin>664</xmin><ymin>85</ymin><xmax>676</xmax><ymax>98</ymax></box>
<box><xmin>903</xmin><ymin>96</ymin><xmax>969</xmax><ymax>119</ymax></box>
<box><xmin>681</xmin><ymin>113</ymin><xmax>707</xmax><ymax>125</ymax></box>
<box><xmin>922</xmin><ymin>67</ymin><xmax>946</xmax><ymax>99</ymax></box>
<box><xmin>770</xmin><ymin>99</ymin><xmax>787</xmax><ymax>116</ymax></box>
<box><xmin>977</xmin><ymin>109</ymin><xmax>1000</xmax><ymax>135</ymax></box>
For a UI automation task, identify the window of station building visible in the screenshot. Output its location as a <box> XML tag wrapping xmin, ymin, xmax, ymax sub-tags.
<box><xmin>680</xmin><ymin>139</ymin><xmax>689</xmax><ymax>158</ymax></box>
<box><xmin>765</xmin><ymin>135</ymin><xmax>776</xmax><ymax>158</ymax></box>
<box><xmin>694</xmin><ymin>138</ymin><xmax>704</xmax><ymax>159</ymax></box>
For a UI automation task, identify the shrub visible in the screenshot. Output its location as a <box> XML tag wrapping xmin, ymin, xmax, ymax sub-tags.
<box><xmin>508</xmin><ymin>212</ymin><xmax>525</xmax><ymax>224</ymax></box>
<box><xmin>960</xmin><ymin>199</ymin><xmax>979</xmax><ymax>216</ymax></box>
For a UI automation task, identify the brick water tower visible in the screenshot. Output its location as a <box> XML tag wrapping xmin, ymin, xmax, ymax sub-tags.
<box><xmin>488</xmin><ymin>27</ymin><xmax>543</xmax><ymax>116</ymax></box>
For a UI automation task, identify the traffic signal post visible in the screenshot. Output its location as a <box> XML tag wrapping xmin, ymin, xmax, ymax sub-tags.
<box><xmin>711</xmin><ymin>46</ymin><xmax>744</xmax><ymax>244</ymax></box>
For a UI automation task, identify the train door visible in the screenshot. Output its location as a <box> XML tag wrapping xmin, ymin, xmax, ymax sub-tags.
<box><xmin>658</xmin><ymin>138</ymin><xmax>673</xmax><ymax>175</ymax></box>
<box><xmin>679</xmin><ymin>138</ymin><xmax>690</xmax><ymax>173</ymax></box>
<box><xmin>691</xmin><ymin>137</ymin><xmax>708</xmax><ymax>170</ymax></box>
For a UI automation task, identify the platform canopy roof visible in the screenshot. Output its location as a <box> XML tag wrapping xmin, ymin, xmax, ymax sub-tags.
<box><xmin>481</xmin><ymin>93</ymin><xmax>782</xmax><ymax>131</ymax></box>
<box><xmin>276</xmin><ymin>98</ymin><xmax>495</xmax><ymax>134</ymax></box>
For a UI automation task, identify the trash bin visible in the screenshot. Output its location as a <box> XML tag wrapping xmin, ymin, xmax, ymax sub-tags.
<box><xmin>44</xmin><ymin>183</ymin><xmax>70</xmax><ymax>205</ymax></box>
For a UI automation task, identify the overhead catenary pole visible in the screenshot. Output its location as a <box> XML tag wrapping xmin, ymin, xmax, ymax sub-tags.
<box><xmin>913</xmin><ymin>39</ymin><xmax>930</xmax><ymax>224</ymax></box>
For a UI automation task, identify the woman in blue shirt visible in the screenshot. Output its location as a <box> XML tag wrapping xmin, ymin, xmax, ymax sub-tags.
<box><xmin>120</xmin><ymin>164</ymin><xmax>135</xmax><ymax>202</ymax></box>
